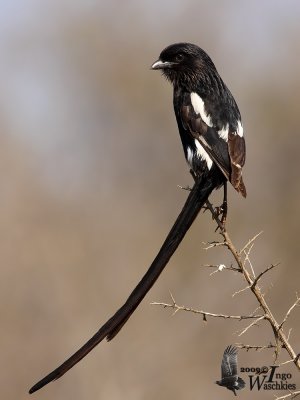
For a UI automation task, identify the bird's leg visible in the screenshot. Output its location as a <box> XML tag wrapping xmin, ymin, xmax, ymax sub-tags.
<box><xmin>211</xmin><ymin>182</ymin><xmax>227</xmax><ymax>230</ymax></box>
<box><xmin>220</xmin><ymin>181</ymin><xmax>228</xmax><ymax>226</ymax></box>
<box><xmin>189</xmin><ymin>170</ymin><xmax>227</xmax><ymax>227</ymax></box>
<box><xmin>204</xmin><ymin>183</ymin><xmax>227</xmax><ymax>232</ymax></box>
<box><xmin>212</xmin><ymin>181</ymin><xmax>227</xmax><ymax>218</ymax></box>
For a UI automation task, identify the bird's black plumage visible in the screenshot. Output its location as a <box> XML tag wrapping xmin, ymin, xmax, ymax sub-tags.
<box><xmin>152</xmin><ymin>43</ymin><xmax>246</xmax><ymax>197</ymax></box>
<box><xmin>216</xmin><ymin>345</ymin><xmax>246</xmax><ymax>396</ymax></box>
<box><xmin>29</xmin><ymin>43</ymin><xmax>246</xmax><ymax>394</ymax></box>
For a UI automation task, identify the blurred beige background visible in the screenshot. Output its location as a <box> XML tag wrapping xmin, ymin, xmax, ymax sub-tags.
<box><xmin>1</xmin><ymin>1</ymin><xmax>299</xmax><ymax>399</ymax></box>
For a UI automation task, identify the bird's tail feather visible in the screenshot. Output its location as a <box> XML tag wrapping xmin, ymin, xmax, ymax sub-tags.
<box><xmin>29</xmin><ymin>176</ymin><xmax>216</xmax><ymax>394</ymax></box>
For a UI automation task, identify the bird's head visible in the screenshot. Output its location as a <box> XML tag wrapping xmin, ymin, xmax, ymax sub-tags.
<box><xmin>151</xmin><ymin>43</ymin><xmax>216</xmax><ymax>86</ymax></box>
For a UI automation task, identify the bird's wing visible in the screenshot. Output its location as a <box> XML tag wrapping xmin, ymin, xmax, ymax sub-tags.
<box><xmin>221</xmin><ymin>345</ymin><xmax>239</xmax><ymax>379</ymax></box>
<box><xmin>228</xmin><ymin>131</ymin><xmax>246</xmax><ymax>197</ymax></box>
<box><xmin>179</xmin><ymin>92</ymin><xmax>246</xmax><ymax>196</ymax></box>
<box><xmin>180</xmin><ymin>93</ymin><xmax>230</xmax><ymax>178</ymax></box>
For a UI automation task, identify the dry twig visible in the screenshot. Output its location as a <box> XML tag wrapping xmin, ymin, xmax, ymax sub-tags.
<box><xmin>205</xmin><ymin>202</ymin><xmax>300</xmax><ymax>372</ymax></box>
<box><xmin>236</xmin><ymin>343</ymin><xmax>279</xmax><ymax>351</ymax></box>
<box><xmin>151</xmin><ymin>294</ymin><xmax>263</xmax><ymax>322</ymax></box>
<box><xmin>274</xmin><ymin>390</ymin><xmax>300</xmax><ymax>400</ymax></box>
<box><xmin>152</xmin><ymin>197</ymin><xmax>300</xmax><ymax>376</ymax></box>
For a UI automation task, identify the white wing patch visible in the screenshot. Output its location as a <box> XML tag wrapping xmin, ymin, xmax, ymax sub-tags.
<box><xmin>186</xmin><ymin>146</ymin><xmax>194</xmax><ymax>166</ymax></box>
<box><xmin>195</xmin><ymin>140</ymin><xmax>213</xmax><ymax>170</ymax></box>
<box><xmin>190</xmin><ymin>92</ymin><xmax>213</xmax><ymax>127</ymax></box>
<box><xmin>236</xmin><ymin>120</ymin><xmax>243</xmax><ymax>137</ymax></box>
<box><xmin>218</xmin><ymin>123</ymin><xmax>229</xmax><ymax>141</ymax></box>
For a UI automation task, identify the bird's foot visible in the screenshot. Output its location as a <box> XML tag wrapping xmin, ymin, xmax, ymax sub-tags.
<box><xmin>214</xmin><ymin>202</ymin><xmax>227</xmax><ymax>231</ymax></box>
<box><xmin>204</xmin><ymin>201</ymin><xmax>226</xmax><ymax>232</ymax></box>
<box><xmin>219</xmin><ymin>200</ymin><xmax>228</xmax><ymax>226</ymax></box>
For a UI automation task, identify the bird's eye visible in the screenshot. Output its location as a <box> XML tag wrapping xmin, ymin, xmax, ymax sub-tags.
<box><xmin>175</xmin><ymin>53</ymin><xmax>184</xmax><ymax>62</ymax></box>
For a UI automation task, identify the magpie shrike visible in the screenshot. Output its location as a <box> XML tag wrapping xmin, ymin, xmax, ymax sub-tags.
<box><xmin>152</xmin><ymin>42</ymin><xmax>246</xmax><ymax>201</ymax></box>
<box><xmin>29</xmin><ymin>43</ymin><xmax>246</xmax><ymax>394</ymax></box>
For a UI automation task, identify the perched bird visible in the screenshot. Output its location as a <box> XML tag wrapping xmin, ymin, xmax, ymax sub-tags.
<box><xmin>216</xmin><ymin>345</ymin><xmax>246</xmax><ymax>396</ymax></box>
<box><xmin>29</xmin><ymin>43</ymin><xmax>246</xmax><ymax>394</ymax></box>
<box><xmin>151</xmin><ymin>42</ymin><xmax>246</xmax><ymax>209</ymax></box>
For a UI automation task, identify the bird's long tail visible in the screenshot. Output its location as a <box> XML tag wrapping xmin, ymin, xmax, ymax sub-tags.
<box><xmin>29</xmin><ymin>177</ymin><xmax>216</xmax><ymax>394</ymax></box>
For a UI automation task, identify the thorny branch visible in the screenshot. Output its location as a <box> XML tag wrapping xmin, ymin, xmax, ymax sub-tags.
<box><xmin>151</xmin><ymin>291</ymin><xmax>263</xmax><ymax>322</ymax></box>
<box><xmin>236</xmin><ymin>343</ymin><xmax>281</xmax><ymax>351</ymax></box>
<box><xmin>152</xmin><ymin>196</ymin><xmax>300</xmax><ymax>389</ymax></box>
<box><xmin>274</xmin><ymin>390</ymin><xmax>300</xmax><ymax>400</ymax></box>
<box><xmin>204</xmin><ymin>199</ymin><xmax>300</xmax><ymax>372</ymax></box>
<box><xmin>251</xmin><ymin>263</ymin><xmax>279</xmax><ymax>289</ymax></box>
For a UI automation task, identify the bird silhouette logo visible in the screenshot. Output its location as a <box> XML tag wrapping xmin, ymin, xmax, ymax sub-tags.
<box><xmin>216</xmin><ymin>345</ymin><xmax>246</xmax><ymax>395</ymax></box>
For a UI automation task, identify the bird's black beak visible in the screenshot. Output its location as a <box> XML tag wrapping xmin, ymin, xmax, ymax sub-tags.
<box><xmin>151</xmin><ymin>59</ymin><xmax>175</xmax><ymax>70</ymax></box>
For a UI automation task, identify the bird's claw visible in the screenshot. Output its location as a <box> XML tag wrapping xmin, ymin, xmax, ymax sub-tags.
<box><xmin>214</xmin><ymin>202</ymin><xmax>227</xmax><ymax>232</ymax></box>
<box><xmin>203</xmin><ymin>202</ymin><xmax>227</xmax><ymax>232</ymax></box>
